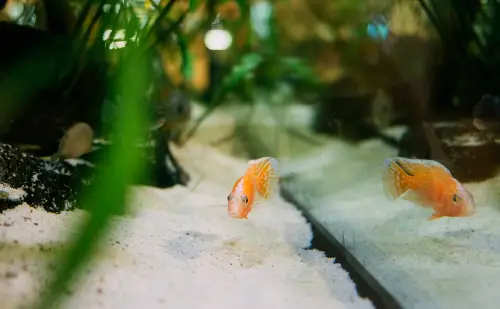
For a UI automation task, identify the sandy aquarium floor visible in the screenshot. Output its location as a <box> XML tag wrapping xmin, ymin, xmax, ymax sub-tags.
<box><xmin>281</xmin><ymin>128</ymin><xmax>500</xmax><ymax>309</ymax></box>
<box><xmin>0</xmin><ymin>141</ymin><xmax>374</xmax><ymax>309</ymax></box>
<box><xmin>188</xmin><ymin>101</ymin><xmax>500</xmax><ymax>309</ymax></box>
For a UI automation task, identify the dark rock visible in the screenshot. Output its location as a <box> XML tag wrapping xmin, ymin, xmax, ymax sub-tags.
<box><xmin>0</xmin><ymin>22</ymin><xmax>105</xmax><ymax>155</ymax></box>
<box><xmin>151</xmin><ymin>130</ymin><xmax>190</xmax><ymax>187</ymax></box>
<box><xmin>313</xmin><ymin>79</ymin><xmax>400</xmax><ymax>147</ymax></box>
<box><xmin>81</xmin><ymin>134</ymin><xmax>190</xmax><ymax>190</ymax></box>
<box><xmin>0</xmin><ymin>144</ymin><xmax>91</xmax><ymax>213</ymax></box>
<box><xmin>0</xmin><ymin>22</ymin><xmax>189</xmax><ymax>207</ymax></box>
<box><xmin>313</xmin><ymin>79</ymin><xmax>377</xmax><ymax>141</ymax></box>
<box><xmin>398</xmin><ymin>122</ymin><xmax>500</xmax><ymax>182</ymax></box>
<box><xmin>438</xmin><ymin>123</ymin><xmax>499</xmax><ymax>181</ymax></box>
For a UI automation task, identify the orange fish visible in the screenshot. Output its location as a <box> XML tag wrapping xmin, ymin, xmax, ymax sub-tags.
<box><xmin>227</xmin><ymin>157</ymin><xmax>280</xmax><ymax>219</ymax></box>
<box><xmin>382</xmin><ymin>157</ymin><xmax>476</xmax><ymax>220</ymax></box>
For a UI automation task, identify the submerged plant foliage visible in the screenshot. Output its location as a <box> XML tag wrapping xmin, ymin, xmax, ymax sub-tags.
<box><xmin>184</xmin><ymin>0</ymin><xmax>320</xmax><ymax>141</ymax></box>
<box><xmin>418</xmin><ymin>0</ymin><xmax>500</xmax><ymax>106</ymax></box>
<box><xmin>35</xmin><ymin>44</ymin><xmax>149</xmax><ymax>309</ymax></box>
<box><xmin>2</xmin><ymin>0</ymin><xmax>194</xmax><ymax>308</ymax></box>
<box><xmin>0</xmin><ymin>0</ymin><xmax>327</xmax><ymax>308</ymax></box>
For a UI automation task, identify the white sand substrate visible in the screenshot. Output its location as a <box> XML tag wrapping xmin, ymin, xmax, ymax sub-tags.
<box><xmin>0</xmin><ymin>141</ymin><xmax>374</xmax><ymax>309</ymax></box>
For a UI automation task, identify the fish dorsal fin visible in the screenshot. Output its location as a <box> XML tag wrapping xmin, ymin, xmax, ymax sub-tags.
<box><xmin>393</xmin><ymin>158</ymin><xmax>415</xmax><ymax>176</ymax></box>
<box><xmin>247</xmin><ymin>157</ymin><xmax>280</xmax><ymax>199</ymax></box>
<box><xmin>394</xmin><ymin>157</ymin><xmax>451</xmax><ymax>176</ymax></box>
<box><xmin>383</xmin><ymin>158</ymin><xmax>412</xmax><ymax>199</ymax></box>
<box><xmin>394</xmin><ymin>158</ymin><xmax>444</xmax><ymax>199</ymax></box>
<box><xmin>423</xmin><ymin>159</ymin><xmax>451</xmax><ymax>176</ymax></box>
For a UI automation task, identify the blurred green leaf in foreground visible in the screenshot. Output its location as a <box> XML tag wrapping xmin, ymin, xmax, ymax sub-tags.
<box><xmin>34</xmin><ymin>38</ymin><xmax>148</xmax><ymax>309</ymax></box>
<box><xmin>29</xmin><ymin>0</ymin><xmax>186</xmax><ymax>308</ymax></box>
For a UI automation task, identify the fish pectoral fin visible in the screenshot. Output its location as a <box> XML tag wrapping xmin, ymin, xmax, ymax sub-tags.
<box><xmin>428</xmin><ymin>212</ymin><xmax>443</xmax><ymax>221</ymax></box>
<box><xmin>401</xmin><ymin>190</ymin><xmax>429</xmax><ymax>208</ymax></box>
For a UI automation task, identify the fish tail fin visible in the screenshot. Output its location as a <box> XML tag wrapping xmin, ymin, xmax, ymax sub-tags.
<box><xmin>382</xmin><ymin>158</ymin><xmax>411</xmax><ymax>200</ymax></box>
<box><xmin>247</xmin><ymin>157</ymin><xmax>280</xmax><ymax>199</ymax></box>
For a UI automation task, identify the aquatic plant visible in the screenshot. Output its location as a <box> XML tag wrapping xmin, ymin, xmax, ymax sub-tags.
<box><xmin>185</xmin><ymin>0</ymin><xmax>320</xmax><ymax>141</ymax></box>
<box><xmin>388</xmin><ymin>0</ymin><xmax>500</xmax><ymax>182</ymax></box>
<box><xmin>0</xmin><ymin>0</ymin><xmax>193</xmax><ymax>308</ymax></box>
<box><xmin>418</xmin><ymin>0</ymin><xmax>500</xmax><ymax>112</ymax></box>
<box><xmin>0</xmin><ymin>0</ymin><xmax>383</xmax><ymax>307</ymax></box>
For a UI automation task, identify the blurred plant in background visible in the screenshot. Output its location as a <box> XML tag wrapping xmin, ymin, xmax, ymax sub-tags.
<box><xmin>418</xmin><ymin>0</ymin><xmax>500</xmax><ymax>112</ymax></box>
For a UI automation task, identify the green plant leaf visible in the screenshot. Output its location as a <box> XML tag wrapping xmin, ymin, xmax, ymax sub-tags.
<box><xmin>222</xmin><ymin>53</ymin><xmax>262</xmax><ymax>89</ymax></box>
<box><xmin>33</xmin><ymin>44</ymin><xmax>148</xmax><ymax>309</ymax></box>
<box><xmin>175</xmin><ymin>31</ymin><xmax>192</xmax><ymax>80</ymax></box>
<box><xmin>145</xmin><ymin>0</ymin><xmax>176</xmax><ymax>39</ymax></box>
<box><xmin>280</xmin><ymin>57</ymin><xmax>319</xmax><ymax>84</ymax></box>
<box><xmin>234</xmin><ymin>0</ymin><xmax>249</xmax><ymax>18</ymax></box>
<box><xmin>189</xmin><ymin>0</ymin><xmax>200</xmax><ymax>12</ymax></box>
<box><xmin>72</xmin><ymin>0</ymin><xmax>98</xmax><ymax>37</ymax></box>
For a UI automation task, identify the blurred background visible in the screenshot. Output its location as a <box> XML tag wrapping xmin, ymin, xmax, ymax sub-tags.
<box><xmin>2</xmin><ymin>0</ymin><xmax>499</xmax><ymax>183</ymax></box>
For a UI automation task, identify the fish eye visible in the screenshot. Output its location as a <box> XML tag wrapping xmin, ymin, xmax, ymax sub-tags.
<box><xmin>242</xmin><ymin>196</ymin><xmax>248</xmax><ymax>204</ymax></box>
<box><xmin>227</xmin><ymin>195</ymin><xmax>231</xmax><ymax>201</ymax></box>
<box><xmin>452</xmin><ymin>194</ymin><xmax>461</xmax><ymax>203</ymax></box>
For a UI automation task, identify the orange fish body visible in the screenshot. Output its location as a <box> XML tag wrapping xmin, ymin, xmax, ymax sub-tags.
<box><xmin>227</xmin><ymin>173</ymin><xmax>256</xmax><ymax>219</ymax></box>
<box><xmin>382</xmin><ymin>157</ymin><xmax>476</xmax><ymax>220</ymax></box>
<box><xmin>227</xmin><ymin>157</ymin><xmax>279</xmax><ymax>219</ymax></box>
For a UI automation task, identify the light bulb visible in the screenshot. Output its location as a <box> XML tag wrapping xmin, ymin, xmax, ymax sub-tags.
<box><xmin>204</xmin><ymin>29</ymin><xmax>232</xmax><ymax>51</ymax></box>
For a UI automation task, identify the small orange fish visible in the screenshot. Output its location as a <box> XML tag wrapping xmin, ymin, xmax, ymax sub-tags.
<box><xmin>382</xmin><ymin>157</ymin><xmax>476</xmax><ymax>220</ymax></box>
<box><xmin>227</xmin><ymin>157</ymin><xmax>279</xmax><ymax>219</ymax></box>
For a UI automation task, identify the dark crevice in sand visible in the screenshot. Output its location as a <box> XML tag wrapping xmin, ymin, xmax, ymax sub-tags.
<box><xmin>280</xmin><ymin>184</ymin><xmax>402</xmax><ymax>309</ymax></box>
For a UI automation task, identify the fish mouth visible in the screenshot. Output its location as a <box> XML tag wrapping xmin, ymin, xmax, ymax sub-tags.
<box><xmin>459</xmin><ymin>206</ymin><xmax>476</xmax><ymax>217</ymax></box>
<box><xmin>228</xmin><ymin>203</ymin><xmax>244</xmax><ymax>219</ymax></box>
<box><xmin>466</xmin><ymin>207</ymin><xmax>476</xmax><ymax>216</ymax></box>
<box><xmin>228</xmin><ymin>211</ymin><xmax>246</xmax><ymax>219</ymax></box>
<box><xmin>465</xmin><ymin>201</ymin><xmax>477</xmax><ymax>216</ymax></box>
